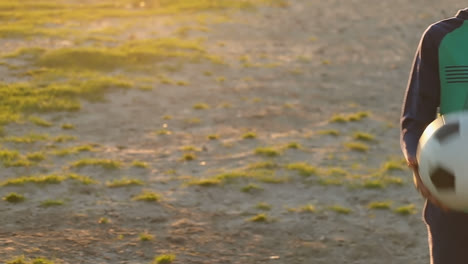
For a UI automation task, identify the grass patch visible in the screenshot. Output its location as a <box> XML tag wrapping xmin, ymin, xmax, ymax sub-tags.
<box><xmin>353</xmin><ymin>132</ymin><xmax>375</xmax><ymax>141</ymax></box>
<box><xmin>40</xmin><ymin>200</ymin><xmax>64</xmax><ymax>207</ymax></box>
<box><xmin>1</xmin><ymin>173</ymin><xmax>97</xmax><ymax>186</ymax></box>
<box><xmin>199</xmin><ymin>169</ymin><xmax>288</xmax><ymax>185</ymax></box>
<box><xmin>98</xmin><ymin>217</ymin><xmax>110</xmax><ymax>224</ymax></box>
<box><xmin>52</xmin><ymin>144</ymin><xmax>94</xmax><ymax>156</ymax></box>
<box><xmin>26</xmin><ymin>152</ymin><xmax>46</xmax><ymax>162</ymax></box>
<box><xmin>242</xmin><ymin>131</ymin><xmax>257</xmax><ymax>139</ymax></box>
<box><xmin>185</xmin><ymin>117</ymin><xmax>201</xmax><ymax>124</ymax></box>
<box><xmin>285</xmin><ymin>162</ymin><xmax>317</xmax><ymax>177</ymax></box>
<box><xmin>249</xmin><ymin>213</ymin><xmax>269</xmax><ymax>222</ymax></box>
<box><xmin>106</xmin><ymin>178</ymin><xmax>144</xmax><ymax>188</ymax></box>
<box><xmin>188</xmin><ymin>178</ymin><xmax>222</xmax><ymax>187</ymax></box>
<box><xmin>362</xmin><ymin>179</ymin><xmax>385</xmax><ymax>189</ymax></box>
<box><xmin>156</xmin><ymin>129</ymin><xmax>172</xmax><ymax>135</ymax></box>
<box><xmin>67</xmin><ymin>173</ymin><xmax>97</xmax><ymax>185</ymax></box>
<box><xmin>133</xmin><ymin>190</ymin><xmax>162</xmax><ymax>202</ymax></box>
<box><xmin>241</xmin><ymin>183</ymin><xmax>263</xmax><ymax>192</ymax></box>
<box><xmin>317</xmin><ymin>129</ymin><xmax>340</xmax><ymax>136</ymax></box>
<box><xmin>330</xmin><ymin>112</ymin><xmax>370</xmax><ymax>123</ymax></box>
<box><xmin>207</xmin><ymin>134</ymin><xmax>219</xmax><ymax>140</ymax></box>
<box><xmin>3</xmin><ymin>192</ymin><xmax>25</xmax><ymax>203</ymax></box>
<box><xmin>348</xmin><ymin>111</ymin><xmax>370</xmax><ymax>121</ymax></box>
<box><xmin>326</xmin><ymin>167</ymin><xmax>348</xmax><ymax>176</ymax></box>
<box><xmin>368</xmin><ymin>201</ymin><xmax>392</xmax><ymax>210</ymax></box>
<box><xmin>61</xmin><ymin>123</ymin><xmax>75</xmax><ymax>130</ymax></box>
<box><xmin>382</xmin><ymin>160</ymin><xmax>405</xmax><ymax>171</ymax></box>
<box><xmin>4</xmin><ymin>133</ymin><xmax>49</xmax><ymax>143</ymax></box>
<box><xmin>153</xmin><ymin>254</ymin><xmax>176</xmax><ymax>264</ymax></box>
<box><xmin>344</xmin><ymin>142</ymin><xmax>369</xmax><ymax>152</ymax></box>
<box><xmin>28</xmin><ymin>115</ymin><xmax>52</xmax><ymax>127</ymax></box>
<box><xmin>53</xmin><ymin>135</ymin><xmax>77</xmax><ymax>143</ymax></box>
<box><xmin>328</xmin><ymin>205</ymin><xmax>352</xmax><ymax>214</ymax></box>
<box><xmin>139</xmin><ymin>232</ymin><xmax>155</xmax><ymax>241</ymax></box>
<box><xmin>180</xmin><ymin>145</ymin><xmax>201</xmax><ymax>152</ymax></box>
<box><xmin>330</xmin><ymin>114</ymin><xmax>347</xmax><ymax>123</ymax></box>
<box><xmin>254</xmin><ymin>147</ymin><xmax>280</xmax><ymax>157</ymax></box>
<box><xmin>394</xmin><ymin>204</ymin><xmax>416</xmax><ymax>215</ymax></box>
<box><xmin>255</xmin><ymin>202</ymin><xmax>271</xmax><ymax>211</ymax></box>
<box><xmin>193</xmin><ymin>103</ymin><xmax>210</xmax><ymax>110</ymax></box>
<box><xmin>181</xmin><ymin>153</ymin><xmax>197</xmax><ymax>161</ymax></box>
<box><xmin>1</xmin><ymin>174</ymin><xmax>65</xmax><ymax>186</ymax></box>
<box><xmin>4</xmin><ymin>159</ymin><xmax>34</xmax><ymax>167</ymax></box>
<box><xmin>36</xmin><ymin>38</ymin><xmax>216</xmax><ymax>72</ymax></box>
<box><xmin>285</xmin><ymin>142</ymin><xmax>300</xmax><ymax>149</ymax></box>
<box><xmin>131</xmin><ymin>160</ymin><xmax>149</xmax><ymax>168</ymax></box>
<box><xmin>6</xmin><ymin>256</ymin><xmax>55</xmax><ymax>264</ymax></box>
<box><xmin>0</xmin><ymin>148</ymin><xmax>20</xmax><ymax>162</ymax></box>
<box><xmin>70</xmin><ymin>158</ymin><xmax>121</xmax><ymax>169</ymax></box>
<box><xmin>299</xmin><ymin>204</ymin><xmax>316</xmax><ymax>213</ymax></box>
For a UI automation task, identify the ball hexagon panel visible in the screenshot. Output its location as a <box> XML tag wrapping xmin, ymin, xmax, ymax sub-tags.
<box><xmin>429</xmin><ymin>166</ymin><xmax>456</xmax><ymax>191</ymax></box>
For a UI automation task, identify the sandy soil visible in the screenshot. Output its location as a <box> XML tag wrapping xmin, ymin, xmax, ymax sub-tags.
<box><xmin>1</xmin><ymin>1</ymin><xmax>467</xmax><ymax>263</ymax></box>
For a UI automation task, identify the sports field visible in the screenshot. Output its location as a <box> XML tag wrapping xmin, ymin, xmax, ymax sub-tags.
<box><xmin>0</xmin><ymin>0</ymin><xmax>464</xmax><ymax>263</ymax></box>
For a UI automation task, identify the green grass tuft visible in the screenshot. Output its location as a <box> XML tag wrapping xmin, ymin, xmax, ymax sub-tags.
<box><xmin>241</xmin><ymin>183</ymin><xmax>263</xmax><ymax>192</ymax></box>
<box><xmin>254</xmin><ymin>147</ymin><xmax>280</xmax><ymax>157</ymax></box>
<box><xmin>382</xmin><ymin>160</ymin><xmax>405</xmax><ymax>171</ymax></box>
<box><xmin>106</xmin><ymin>178</ymin><xmax>144</xmax><ymax>188</ymax></box>
<box><xmin>98</xmin><ymin>217</ymin><xmax>110</xmax><ymax>224</ymax></box>
<box><xmin>285</xmin><ymin>162</ymin><xmax>317</xmax><ymax>177</ymax></box>
<box><xmin>344</xmin><ymin>142</ymin><xmax>369</xmax><ymax>152</ymax></box>
<box><xmin>131</xmin><ymin>160</ymin><xmax>149</xmax><ymax>168</ymax></box>
<box><xmin>139</xmin><ymin>232</ymin><xmax>155</xmax><ymax>241</ymax></box>
<box><xmin>317</xmin><ymin>129</ymin><xmax>340</xmax><ymax>136</ymax></box>
<box><xmin>330</xmin><ymin>114</ymin><xmax>347</xmax><ymax>123</ymax></box>
<box><xmin>40</xmin><ymin>200</ymin><xmax>65</xmax><ymax>207</ymax></box>
<box><xmin>3</xmin><ymin>192</ymin><xmax>25</xmax><ymax>203</ymax></box>
<box><xmin>328</xmin><ymin>205</ymin><xmax>352</xmax><ymax>214</ymax></box>
<box><xmin>285</xmin><ymin>142</ymin><xmax>300</xmax><ymax>149</ymax></box>
<box><xmin>188</xmin><ymin>178</ymin><xmax>222</xmax><ymax>186</ymax></box>
<box><xmin>61</xmin><ymin>123</ymin><xmax>75</xmax><ymax>130</ymax></box>
<box><xmin>207</xmin><ymin>134</ymin><xmax>219</xmax><ymax>140</ymax></box>
<box><xmin>133</xmin><ymin>190</ymin><xmax>162</xmax><ymax>202</ymax></box>
<box><xmin>368</xmin><ymin>201</ymin><xmax>392</xmax><ymax>210</ymax></box>
<box><xmin>26</xmin><ymin>152</ymin><xmax>46</xmax><ymax>162</ymax></box>
<box><xmin>299</xmin><ymin>204</ymin><xmax>316</xmax><ymax>213</ymax></box>
<box><xmin>394</xmin><ymin>204</ymin><xmax>416</xmax><ymax>215</ymax></box>
<box><xmin>256</xmin><ymin>202</ymin><xmax>271</xmax><ymax>211</ymax></box>
<box><xmin>29</xmin><ymin>116</ymin><xmax>53</xmax><ymax>127</ymax></box>
<box><xmin>181</xmin><ymin>153</ymin><xmax>197</xmax><ymax>161</ymax></box>
<box><xmin>249</xmin><ymin>213</ymin><xmax>269</xmax><ymax>222</ymax></box>
<box><xmin>362</xmin><ymin>179</ymin><xmax>385</xmax><ymax>189</ymax></box>
<box><xmin>242</xmin><ymin>131</ymin><xmax>257</xmax><ymax>139</ymax></box>
<box><xmin>154</xmin><ymin>254</ymin><xmax>176</xmax><ymax>264</ymax></box>
<box><xmin>353</xmin><ymin>132</ymin><xmax>375</xmax><ymax>141</ymax></box>
<box><xmin>193</xmin><ymin>103</ymin><xmax>210</xmax><ymax>110</ymax></box>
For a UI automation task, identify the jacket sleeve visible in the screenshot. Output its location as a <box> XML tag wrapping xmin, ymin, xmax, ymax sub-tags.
<box><xmin>400</xmin><ymin>26</ymin><xmax>441</xmax><ymax>160</ymax></box>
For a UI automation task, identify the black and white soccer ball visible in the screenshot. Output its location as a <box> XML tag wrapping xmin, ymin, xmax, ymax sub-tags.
<box><xmin>417</xmin><ymin>112</ymin><xmax>468</xmax><ymax>211</ymax></box>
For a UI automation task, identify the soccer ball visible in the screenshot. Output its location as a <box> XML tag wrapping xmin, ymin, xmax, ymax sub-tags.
<box><xmin>417</xmin><ymin>111</ymin><xmax>468</xmax><ymax>211</ymax></box>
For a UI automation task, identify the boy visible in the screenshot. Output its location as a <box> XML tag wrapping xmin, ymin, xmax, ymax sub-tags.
<box><xmin>401</xmin><ymin>7</ymin><xmax>468</xmax><ymax>264</ymax></box>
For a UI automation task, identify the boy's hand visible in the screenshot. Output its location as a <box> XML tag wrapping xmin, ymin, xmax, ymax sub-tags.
<box><xmin>407</xmin><ymin>156</ymin><xmax>451</xmax><ymax>212</ymax></box>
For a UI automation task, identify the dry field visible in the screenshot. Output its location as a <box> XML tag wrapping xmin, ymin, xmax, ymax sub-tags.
<box><xmin>0</xmin><ymin>0</ymin><xmax>466</xmax><ymax>263</ymax></box>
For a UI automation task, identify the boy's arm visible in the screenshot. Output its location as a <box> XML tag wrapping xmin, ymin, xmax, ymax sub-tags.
<box><xmin>401</xmin><ymin>26</ymin><xmax>450</xmax><ymax>211</ymax></box>
<box><xmin>401</xmin><ymin>26</ymin><xmax>440</xmax><ymax>162</ymax></box>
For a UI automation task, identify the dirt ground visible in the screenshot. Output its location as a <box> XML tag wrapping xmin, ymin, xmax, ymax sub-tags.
<box><xmin>1</xmin><ymin>1</ymin><xmax>467</xmax><ymax>263</ymax></box>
